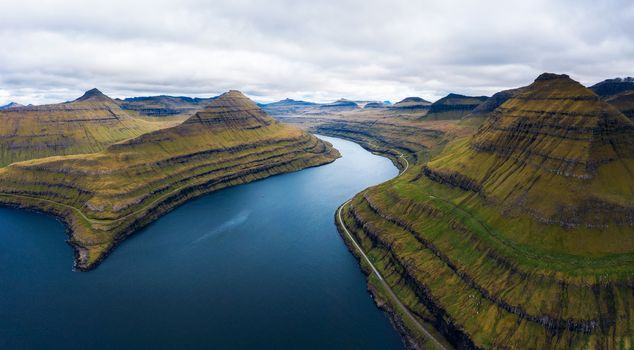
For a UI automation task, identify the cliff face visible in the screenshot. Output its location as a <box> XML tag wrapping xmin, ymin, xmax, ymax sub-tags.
<box><xmin>0</xmin><ymin>89</ymin><xmax>173</xmax><ymax>167</ymax></box>
<box><xmin>0</xmin><ymin>90</ymin><xmax>339</xmax><ymax>270</ymax></box>
<box><xmin>339</xmin><ymin>73</ymin><xmax>634</xmax><ymax>349</ymax></box>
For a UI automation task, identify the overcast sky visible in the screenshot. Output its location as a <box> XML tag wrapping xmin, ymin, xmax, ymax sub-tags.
<box><xmin>0</xmin><ymin>0</ymin><xmax>633</xmax><ymax>105</ymax></box>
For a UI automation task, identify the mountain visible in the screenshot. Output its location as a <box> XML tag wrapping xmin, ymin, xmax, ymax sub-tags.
<box><xmin>425</xmin><ymin>93</ymin><xmax>488</xmax><ymax>119</ymax></box>
<box><xmin>468</xmin><ymin>87</ymin><xmax>524</xmax><ymax>116</ymax></box>
<box><xmin>260</xmin><ymin>98</ymin><xmax>320</xmax><ymax>116</ymax></box>
<box><xmin>320</xmin><ymin>98</ymin><xmax>359</xmax><ymax>111</ymax></box>
<box><xmin>117</xmin><ymin>95</ymin><xmax>214</xmax><ymax>117</ymax></box>
<box><xmin>0</xmin><ymin>90</ymin><xmax>339</xmax><ymax>270</ymax></box>
<box><xmin>590</xmin><ymin>78</ymin><xmax>634</xmax><ymax>120</ymax></box>
<box><xmin>339</xmin><ymin>73</ymin><xmax>634</xmax><ymax>349</ymax></box>
<box><xmin>0</xmin><ymin>88</ymin><xmax>173</xmax><ymax>167</ymax></box>
<box><xmin>603</xmin><ymin>91</ymin><xmax>634</xmax><ymax>119</ymax></box>
<box><xmin>427</xmin><ymin>73</ymin><xmax>633</xmax><ymax>224</ymax></box>
<box><xmin>391</xmin><ymin>96</ymin><xmax>432</xmax><ymax>109</ymax></box>
<box><xmin>590</xmin><ymin>77</ymin><xmax>634</xmax><ymax>97</ymax></box>
<box><xmin>0</xmin><ymin>102</ymin><xmax>24</xmax><ymax>110</ymax></box>
<box><xmin>363</xmin><ymin>102</ymin><xmax>386</xmax><ymax>109</ymax></box>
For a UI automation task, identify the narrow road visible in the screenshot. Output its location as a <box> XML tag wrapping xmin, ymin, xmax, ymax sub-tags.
<box><xmin>337</xmin><ymin>201</ymin><xmax>448</xmax><ymax>350</ymax></box>
<box><xmin>398</xmin><ymin>152</ymin><xmax>409</xmax><ymax>174</ymax></box>
<box><xmin>337</xmin><ymin>152</ymin><xmax>448</xmax><ymax>350</ymax></box>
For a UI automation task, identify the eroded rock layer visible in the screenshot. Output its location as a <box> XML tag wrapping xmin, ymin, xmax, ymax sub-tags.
<box><xmin>0</xmin><ymin>89</ymin><xmax>174</xmax><ymax>167</ymax></box>
<box><xmin>338</xmin><ymin>73</ymin><xmax>634</xmax><ymax>349</ymax></box>
<box><xmin>0</xmin><ymin>91</ymin><xmax>339</xmax><ymax>270</ymax></box>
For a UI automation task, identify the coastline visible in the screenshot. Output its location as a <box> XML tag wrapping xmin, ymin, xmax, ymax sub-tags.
<box><xmin>0</xmin><ymin>139</ymin><xmax>340</xmax><ymax>271</ymax></box>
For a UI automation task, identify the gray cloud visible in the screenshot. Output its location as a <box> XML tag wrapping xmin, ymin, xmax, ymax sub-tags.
<box><xmin>0</xmin><ymin>0</ymin><xmax>632</xmax><ymax>105</ymax></box>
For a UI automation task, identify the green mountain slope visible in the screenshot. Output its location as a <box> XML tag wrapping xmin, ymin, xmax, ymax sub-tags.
<box><xmin>339</xmin><ymin>73</ymin><xmax>634</xmax><ymax>349</ymax></box>
<box><xmin>0</xmin><ymin>90</ymin><xmax>339</xmax><ymax>270</ymax></box>
<box><xmin>0</xmin><ymin>89</ymin><xmax>177</xmax><ymax>167</ymax></box>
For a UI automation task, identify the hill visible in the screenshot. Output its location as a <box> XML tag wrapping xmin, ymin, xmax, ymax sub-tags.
<box><xmin>391</xmin><ymin>97</ymin><xmax>432</xmax><ymax>110</ymax></box>
<box><xmin>260</xmin><ymin>98</ymin><xmax>320</xmax><ymax>115</ymax></box>
<box><xmin>0</xmin><ymin>90</ymin><xmax>339</xmax><ymax>270</ymax></box>
<box><xmin>0</xmin><ymin>102</ymin><xmax>24</xmax><ymax>110</ymax></box>
<box><xmin>590</xmin><ymin>78</ymin><xmax>634</xmax><ymax>120</ymax></box>
<box><xmin>338</xmin><ymin>73</ymin><xmax>634</xmax><ymax>348</ymax></box>
<box><xmin>320</xmin><ymin>99</ymin><xmax>359</xmax><ymax>111</ymax></box>
<box><xmin>0</xmin><ymin>89</ymin><xmax>176</xmax><ymax>167</ymax></box>
<box><xmin>590</xmin><ymin>77</ymin><xmax>634</xmax><ymax>97</ymax></box>
<box><xmin>117</xmin><ymin>95</ymin><xmax>214</xmax><ymax>117</ymax></box>
<box><xmin>425</xmin><ymin>93</ymin><xmax>488</xmax><ymax>119</ymax></box>
<box><xmin>603</xmin><ymin>91</ymin><xmax>634</xmax><ymax>119</ymax></box>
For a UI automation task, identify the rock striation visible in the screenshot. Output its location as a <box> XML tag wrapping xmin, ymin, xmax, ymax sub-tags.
<box><xmin>0</xmin><ymin>89</ymin><xmax>170</xmax><ymax>167</ymax></box>
<box><xmin>0</xmin><ymin>90</ymin><xmax>339</xmax><ymax>270</ymax></box>
<box><xmin>339</xmin><ymin>73</ymin><xmax>634</xmax><ymax>349</ymax></box>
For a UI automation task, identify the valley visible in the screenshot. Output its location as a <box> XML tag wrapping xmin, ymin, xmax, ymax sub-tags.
<box><xmin>1</xmin><ymin>72</ymin><xmax>633</xmax><ymax>349</ymax></box>
<box><xmin>267</xmin><ymin>73</ymin><xmax>634</xmax><ymax>349</ymax></box>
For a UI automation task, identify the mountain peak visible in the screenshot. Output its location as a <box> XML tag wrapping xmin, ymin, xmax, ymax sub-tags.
<box><xmin>184</xmin><ymin>90</ymin><xmax>274</xmax><ymax>129</ymax></box>
<box><xmin>534</xmin><ymin>72</ymin><xmax>570</xmax><ymax>82</ymax></box>
<box><xmin>0</xmin><ymin>102</ymin><xmax>24</xmax><ymax>110</ymax></box>
<box><xmin>75</xmin><ymin>88</ymin><xmax>111</xmax><ymax>102</ymax></box>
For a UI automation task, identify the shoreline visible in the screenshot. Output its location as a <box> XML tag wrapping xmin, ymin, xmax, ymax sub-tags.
<box><xmin>0</xmin><ymin>138</ymin><xmax>340</xmax><ymax>271</ymax></box>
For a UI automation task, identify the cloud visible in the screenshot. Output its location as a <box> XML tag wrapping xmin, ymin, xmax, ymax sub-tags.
<box><xmin>0</xmin><ymin>0</ymin><xmax>632</xmax><ymax>105</ymax></box>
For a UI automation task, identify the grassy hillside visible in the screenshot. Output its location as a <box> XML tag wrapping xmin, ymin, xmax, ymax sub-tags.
<box><xmin>0</xmin><ymin>90</ymin><xmax>339</xmax><ymax>270</ymax></box>
<box><xmin>0</xmin><ymin>89</ymin><xmax>179</xmax><ymax>167</ymax></box>
<box><xmin>338</xmin><ymin>74</ymin><xmax>634</xmax><ymax>349</ymax></box>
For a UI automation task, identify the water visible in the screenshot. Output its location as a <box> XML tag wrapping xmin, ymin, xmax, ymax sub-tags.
<box><xmin>0</xmin><ymin>136</ymin><xmax>403</xmax><ymax>349</ymax></box>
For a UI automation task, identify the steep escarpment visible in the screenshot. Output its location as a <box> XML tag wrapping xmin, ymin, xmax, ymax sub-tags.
<box><xmin>0</xmin><ymin>89</ymin><xmax>173</xmax><ymax>167</ymax></box>
<box><xmin>0</xmin><ymin>90</ymin><xmax>339</xmax><ymax>270</ymax></box>
<box><xmin>425</xmin><ymin>93</ymin><xmax>488</xmax><ymax>120</ymax></box>
<box><xmin>339</xmin><ymin>73</ymin><xmax>634</xmax><ymax>349</ymax></box>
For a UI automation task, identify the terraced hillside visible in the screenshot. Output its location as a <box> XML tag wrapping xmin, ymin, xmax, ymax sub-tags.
<box><xmin>0</xmin><ymin>90</ymin><xmax>339</xmax><ymax>270</ymax></box>
<box><xmin>338</xmin><ymin>73</ymin><xmax>634</xmax><ymax>349</ymax></box>
<box><xmin>0</xmin><ymin>89</ymin><xmax>177</xmax><ymax>167</ymax></box>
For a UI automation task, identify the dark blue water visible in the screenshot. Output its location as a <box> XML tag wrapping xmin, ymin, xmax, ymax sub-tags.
<box><xmin>0</xmin><ymin>136</ymin><xmax>402</xmax><ymax>349</ymax></box>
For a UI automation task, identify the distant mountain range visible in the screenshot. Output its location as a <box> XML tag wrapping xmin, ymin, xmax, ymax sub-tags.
<box><xmin>0</xmin><ymin>102</ymin><xmax>24</xmax><ymax>110</ymax></box>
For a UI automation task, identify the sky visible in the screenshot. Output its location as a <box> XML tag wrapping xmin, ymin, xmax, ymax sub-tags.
<box><xmin>0</xmin><ymin>0</ymin><xmax>633</xmax><ymax>105</ymax></box>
